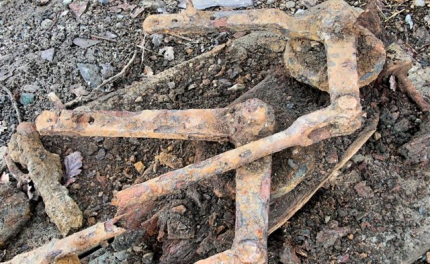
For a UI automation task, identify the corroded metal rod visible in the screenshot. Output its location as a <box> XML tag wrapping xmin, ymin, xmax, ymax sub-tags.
<box><xmin>36</xmin><ymin>108</ymin><xmax>230</xmax><ymax>141</ymax></box>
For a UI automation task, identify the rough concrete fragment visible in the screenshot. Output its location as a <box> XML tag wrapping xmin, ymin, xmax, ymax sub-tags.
<box><xmin>0</xmin><ymin>183</ymin><xmax>31</xmax><ymax>248</ymax></box>
<box><xmin>8</xmin><ymin>123</ymin><xmax>83</xmax><ymax>236</ymax></box>
<box><xmin>192</xmin><ymin>0</ymin><xmax>253</xmax><ymax>9</ymax></box>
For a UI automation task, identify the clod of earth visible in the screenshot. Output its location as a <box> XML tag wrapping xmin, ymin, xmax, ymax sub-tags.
<box><xmin>7</xmin><ymin>123</ymin><xmax>83</xmax><ymax>236</ymax></box>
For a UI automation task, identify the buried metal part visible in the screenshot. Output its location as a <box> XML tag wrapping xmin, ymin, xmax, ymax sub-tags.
<box><xmin>31</xmin><ymin>0</ymin><xmax>386</xmax><ymax>263</ymax></box>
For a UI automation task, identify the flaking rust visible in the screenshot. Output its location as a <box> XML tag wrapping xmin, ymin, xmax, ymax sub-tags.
<box><xmin>25</xmin><ymin>0</ymin><xmax>387</xmax><ymax>263</ymax></box>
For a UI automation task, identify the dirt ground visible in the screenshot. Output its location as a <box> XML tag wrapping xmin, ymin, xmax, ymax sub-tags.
<box><xmin>0</xmin><ymin>0</ymin><xmax>429</xmax><ymax>263</ymax></box>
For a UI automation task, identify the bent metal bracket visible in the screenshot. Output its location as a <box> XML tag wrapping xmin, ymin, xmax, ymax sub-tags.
<box><xmin>32</xmin><ymin>0</ymin><xmax>386</xmax><ymax>263</ymax></box>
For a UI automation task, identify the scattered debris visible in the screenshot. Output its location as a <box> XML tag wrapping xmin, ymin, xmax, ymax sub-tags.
<box><xmin>73</xmin><ymin>38</ymin><xmax>101</xmax><ymax>48</ymax></box>
<box><xmin>63</xmin><ymin>151</ymin><xmax>83</xmax><ymax>187</ymax></box>
<box><xmin>65</xmin><ymin>51</ymin><xmax>137</xmax><ymax>108</ymax></box>
<box><xmin>69</xmin><ymin>1</ymin><xmax>88</xmax><ymax>18</ymax></box>
<box><xmin>40</xmin><ymin>48</ymin><xmax>55</xmax><ymax>62</ymax></box>
<box><xmin>7</xmin><ymin>123</ymin><xmax>83</xmax><ymax>236</ymax></box>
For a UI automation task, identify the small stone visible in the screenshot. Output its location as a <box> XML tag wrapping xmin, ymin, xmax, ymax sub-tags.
<box><xmin>133</xmin><ymin>246</ymin><xmax>143</xmax><ymax>252</ymax></box>
<box><xmin>143</xmin><ymin>65</ymin><xmax>153</xmax><ymax>76</ymax></box>
<box><xmin>19</xmin><ymin>93</ymin><xmax>35</xmax><ymax>106</ymax></box>
<box><xmin>41</xmin><ymin>48</ymin><xmax>55</xmax><ymax>61</ymax></box>
<box><xmin>373</xmin><ymin>131</ymin><xmax>381</xmax><ymax>140</ymax></box>
<box><xmin>348</xmin><ymin>234</ymin><xmax>354</xmax><ymax>240</ymax></box>
<box><xmin>285</xmin><ymin>1</ymin><xmax>296</xmax><ymax>8</ymax></box>
<box><xmin>95</xmin><ymin>149</ymin><xmax>106</xmax><ymax>160</ymax></box>
<box><xmin>37</xmin><ymin>0</ymin><xmax>50</xmax><ymax>5</ymax></box>
<box><xmin>267</xmin><ymin>0</ymin><xmax>275</xmax><ymax>4</ymax></box>
<box><xmin>22</xmin><ymin>84</ymin><xmax>39</xmax><ymax>93</ymax></box>
<box><xmin>134</xmin><ymin>161</ymin><xmax>145</xmax><ymax>174</ymax></box>
<box><xmin>316</xmin><ymin>223</ymin><xmax>351</xmax><ymax>248</ymax></box>
<box><xmin>171</xmin><ymin>205</ymin><xmax>187</xmax><ymax>214</ymax></box>
<box><xmin>192</xmin><ymin>0</ymin><xmax>253</xmax><ymax>9</ymax></box>
<box><xmin>40</xmin><ymin>19</ymin><xmax>53</xmax><ymax>30</ymax></box>
<box><xmin>352</xmin><ymin>154</ymin><xmax>365</xmax><ymax>163</ymax></box>
<box><xmin>188</xmin><ymin>84</ymin><xmax>197</xmax><ymax>90</ymax></box>
<box><xmin>77</xmin><ymin>63</ymin><xmax>103</xmax><ymax>88</ymax></box>
<box><xmin>88</xmin><ymin>217</ymin><xmax>97</xmax><ymax>225</ymax></box>
<box><xmin>142</xmin><ymin>252</ymin><xmax>154</xmax><ymax>264</ymax></box>
<box><xmin>84</xmin><ymin>142</ymin><xmax>98</xmax><ymax>156</ymax></box>
<box><xmin>100</xmin><ymin>63</ymin><xmax>115</xmax><ymax>78</ymax></box>
<box><xmin>0</xmin><ymin>146</ymin><xmax>7</xmax><ymax>172</ymax></box>
<box><xmin>414</xmin><ymin>0</ymin><xmax>425</xmax><ymax>6</ymax></box>
<box><xmin>158</xmin><ymin>152</ymin><xmax>183</xmax><ymax>169</ymax></box>
<box><xmin>63</xmin><ymin>0</ymin><xmax>72</xmax><ymax>5</ymax></box>
<box><xmin>135</xmin><ymin>96</ymin><xmax>143</xmax><ymax>103</ymax></box>
<box><xmin>359</xmin><ymin>252</ymin><xmax>368</xmax><ymax>259</ymax></box>
<box><xmin>114</xmin><ymin>250</ymin><xmax>129</xmax><ymax>261</ymax></box>
<box><xmin>73</xmin><ymin>38</ymin><xmax>101</xmax><ymax>49</ymax></box>
<box><xmin>354</xmin><ymin>181</ymin><xmax>374</xmax><ymax>198</ymax></box>
<box><xmin>69</xmin><ymin>1</ymin><xmax>88</xmax><ymax>18</ymax></box>
<box><xmin>394</xmin><ymin>118</ymin><xmax>410</xmax><ymax>133</ymax></box>
<box><xmin>98</xmin><ymin>0</ymin><xmax>109</xmax><ymax>4</ymax></box>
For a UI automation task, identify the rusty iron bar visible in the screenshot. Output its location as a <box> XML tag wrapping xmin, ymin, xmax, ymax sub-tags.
<box><xmin>4</xmin><ymin>218</ymin><xmax>125</xmax><ymax>264</ymax></box>
<box><xmin>36</xmin><ymin>108</ymin><xmax>231</xmax><ymax>141</ymax></box>
<box><xmin>143</xmin><ymin>0</ymin><xmax>357</xmax><ymax>43</ymax></box>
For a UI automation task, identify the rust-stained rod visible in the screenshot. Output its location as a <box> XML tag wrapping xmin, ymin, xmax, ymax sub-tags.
<box><xmin>143</xmin><ymin>0</ymin><xmax>357</xmax><ymax>41</ymax></box>
<box><xmin>4</xmin><ymin>219</ymin><xmax>126</xmax><ymax>264</ymax></box>
<box><xmin>36</xmin><ymin>108</ymin><xmax>230</xmax><ymax>141</ymax></box>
